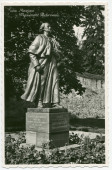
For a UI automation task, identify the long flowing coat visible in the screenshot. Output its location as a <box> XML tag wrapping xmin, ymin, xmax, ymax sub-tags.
<box><xmin>21</xmin><ymin>34</ymin><xmax>60</xmax><ymax>104</ymax></box>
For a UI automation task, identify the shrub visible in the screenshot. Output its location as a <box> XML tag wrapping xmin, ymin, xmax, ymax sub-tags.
<box><xmin>5</xmin><ymin>132</ymin><xmax>105</xmax><ymax>164</ymax></box>
<box><xmin>60</xmin><ymin>89</ymin><xmax>105</xmax><ymax>118</ymax></box>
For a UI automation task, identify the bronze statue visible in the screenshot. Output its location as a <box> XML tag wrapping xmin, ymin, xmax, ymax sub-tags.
<box><xmin>21</xmin><ymin>23</ymin><xmax>62</xmax><ymax>108</ymax></box>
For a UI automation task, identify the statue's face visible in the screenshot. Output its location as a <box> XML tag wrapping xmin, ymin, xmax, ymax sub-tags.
<box><xmin>44</xmin><ymin>23</ymin><xmax>51</xmax><ymax>32</ymax></box>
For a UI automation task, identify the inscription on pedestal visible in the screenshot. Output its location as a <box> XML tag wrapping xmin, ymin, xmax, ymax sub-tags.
<box><xmin>26</xmin><ymin>111</ymin><xmax>69</xmax><ymax>133</ymax></box>
<box><xmin>26</xmin><ymin>113</ymin><xmax>49</xmax><ymax>132</ymax></box>
<box><xmin>50</xmin><ymin>113</ymin><xmax>69</xmax><ymax>132</ymax></box>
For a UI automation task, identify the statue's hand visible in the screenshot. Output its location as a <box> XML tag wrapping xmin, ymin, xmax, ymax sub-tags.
<box><xmin>35</xmin><ymin>65</ymin><xmax>43</xmax><ymax>74</ymax></box>
<box><xmin>35</xmin><ymin>65</ymin><xmax>41</xmax><ymax>72</ymax></box>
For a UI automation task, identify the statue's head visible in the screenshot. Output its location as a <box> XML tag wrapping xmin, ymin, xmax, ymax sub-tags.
<box><xmin>39</xmin><ymin>23</ymin><xmax>51</xmax><ymax>33</ymax></box>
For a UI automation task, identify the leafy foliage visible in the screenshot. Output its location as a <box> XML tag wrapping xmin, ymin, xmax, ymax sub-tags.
<box><xmin>69</xmin><ymin>133</ymin><xmax>82</xmax><ymax>144</ymax></box>
<box><xmin>61</xmin><ymin>88</ymin><xmax>105</xmax><ymax>119</ymax></box>
<box><xmin>81</xmin><ymin>6</ymin><xmax>105</xmax><ymax>75</ymax></box>
<box><xmin>5</xmin><ymin>132</ymin><xmax>105</xmax><ymax>164</ymax></box>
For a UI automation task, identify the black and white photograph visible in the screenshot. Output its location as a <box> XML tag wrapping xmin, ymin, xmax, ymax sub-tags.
<box><xmin>2</xmin><ymin>2</ymin><xmax>108</xmax><ymax>166</ymax></box>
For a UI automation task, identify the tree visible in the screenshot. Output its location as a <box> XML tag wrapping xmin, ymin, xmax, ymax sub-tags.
<box><xmin>81</xmin><ymin>5</ymin><xmax>105</xmax><ymax>75</ymax></box>
<box><xmin>4</xmin><ymin>6</ymin><xmax>85</xmax><ymax>99</ymax></box>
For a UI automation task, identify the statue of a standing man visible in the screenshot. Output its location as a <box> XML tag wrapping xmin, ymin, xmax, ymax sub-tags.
<box><xmin>21</xmin><ymin>23</ymin><xmax>62</xmax><ymax>108</ymax></box>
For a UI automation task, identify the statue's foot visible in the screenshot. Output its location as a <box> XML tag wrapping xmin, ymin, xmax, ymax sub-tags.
<box><xmin>52</xmin><ymin>103</ymin><xmax>63</xmax><ymax>108</ymax></box>
<box><xmin>36</xmin><ymin>101</ymin><xmax>43</xmax><ymax>108</ymax></box>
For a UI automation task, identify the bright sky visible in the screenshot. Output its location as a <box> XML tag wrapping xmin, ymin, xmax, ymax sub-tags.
<box><xmin>73</xmin><ymin>25</ymin><xmax>85</xmax><ymax>42</ymax></box>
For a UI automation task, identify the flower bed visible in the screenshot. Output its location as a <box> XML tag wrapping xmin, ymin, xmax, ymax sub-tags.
<box><xmin>5</xmin><ymin>132</ymin><xmax>105</xmax><ymax>164</ymax></box>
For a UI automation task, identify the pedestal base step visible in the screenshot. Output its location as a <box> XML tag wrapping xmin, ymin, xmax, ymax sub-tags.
<box><xmin>26</xmin><ymin>131</ymin><xmax>69</xmax><ymax>148</ymax></box>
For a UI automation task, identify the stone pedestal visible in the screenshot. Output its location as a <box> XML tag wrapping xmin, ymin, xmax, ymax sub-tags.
<box><xmin>26</xmin><ymin>108</ymin><xmax>69</xmax><ymax>148</ymax></box>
